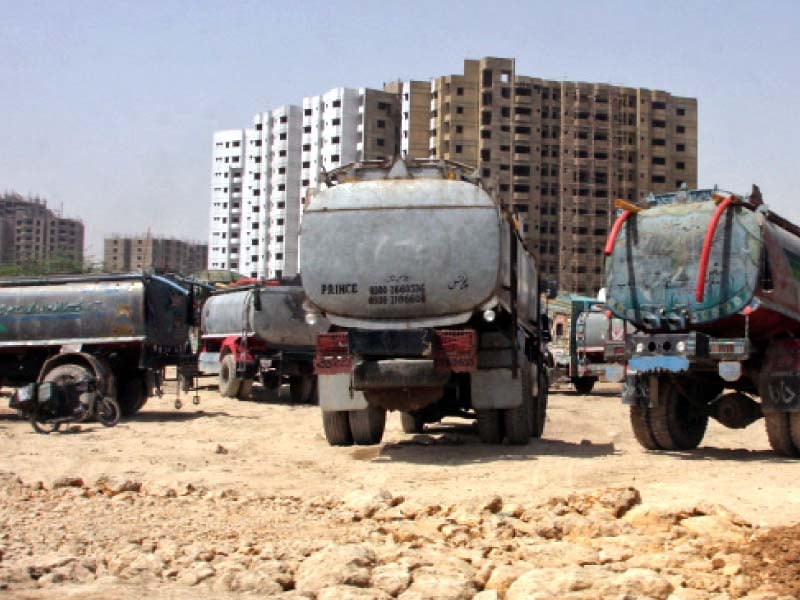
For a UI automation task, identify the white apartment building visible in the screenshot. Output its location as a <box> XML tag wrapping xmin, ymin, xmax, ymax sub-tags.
<box><xmin>210</xmin><ymin>87</ymin><xmax>399</xmax><ymax>278</ymax></box>
<box><xmin>208</xmin><ymin>130</ymin><xmax>245</xmax><ymax>272</ymax></box>
<box><xmin>209</xmin><ymin>107</ymin><xmax>302</xmax><ymax>279</ymax></box>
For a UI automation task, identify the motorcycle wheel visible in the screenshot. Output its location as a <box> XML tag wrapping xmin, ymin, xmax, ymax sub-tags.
<box><xmin>96</xmin><ymin>396</ymin><xmax>121</xmax><ymax>427</ymax></box>
<box><xmin>31</xmin><ymin>413</ymin><xmax>61</xmax><ymax>434</ymax></box>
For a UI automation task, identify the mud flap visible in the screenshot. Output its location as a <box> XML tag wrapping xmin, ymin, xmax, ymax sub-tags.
<box><xmin>318</xmin><ymin>373</ymin><xmax>368</xmax><ymax>411</ymax></box>
<box><xmin>470</xmin><ymin>368</ymin><xmax>524</xmax><ymax>410</ymax></box>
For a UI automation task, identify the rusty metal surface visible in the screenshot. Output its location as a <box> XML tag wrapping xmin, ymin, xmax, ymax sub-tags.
<box><xmin>302</xmin><ymin>173</ymin><xmax>539</xmax><ymax>330</ymax></box>
<box><xmin>201</xmin><ymin>285</ymin><xmax>328</xmax><ymax>349</ymax></box>
<box><xmin>0</xmin><ymin>274</ymin><xmax>189</xmax><ymax>348</ymax></box>
<box><xmin>606</xmin><ymin>202</ymin><xmax>762</xmax><ymax>329</ymax></box>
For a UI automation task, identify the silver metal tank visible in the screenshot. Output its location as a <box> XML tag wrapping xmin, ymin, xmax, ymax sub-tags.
<box><xmin>201</xmin><ymin>284</ymin><xmax>329</xmax><ymax>350</ymax></box>
<box><xmin>301</xmin><ymin>160</ymin><xmax>539</xmax><ymax>331</ymax></box>
<box><xmin>0</xmin><ymin>274</ymin><xmax>189</xmax><ymax>348</ymax></box>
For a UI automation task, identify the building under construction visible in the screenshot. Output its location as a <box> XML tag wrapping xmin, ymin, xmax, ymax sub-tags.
<box><xmin>0</xmin><ymin>193</ymin><xmax>84</xmax><ymax>267</ymax></box>
<box><xmin>104</xmin><ymin>235</ymin><xmax>207</xmax><ymax>276</ymax></box>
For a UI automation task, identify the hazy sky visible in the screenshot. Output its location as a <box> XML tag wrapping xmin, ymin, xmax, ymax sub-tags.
<box><xmin>2</xmin><ymin>0</ymin><xmax>799</xmax><ymax>261</ymax></box>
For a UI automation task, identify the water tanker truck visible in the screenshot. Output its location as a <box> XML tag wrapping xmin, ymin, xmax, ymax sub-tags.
<box><xmin>548</xmin><ymin>295</ymin><xmax>629</xmax><ymax>394</ymax></box>
<box><xmin>0</xmin><ymin>273</ymin><xmax>194</xmax><ymax>416</ymax></box>
<box><xmin>605</xmin><ymin>186</ymin><xmax>800</xmax><ymax>456</ymax></box>
<box><xmin>198</xmin><ymin>281</ymin><xmax>328</xmax><ymax>403</ymax></box>
<box><xmin>301</xmin><ymin>159</ymin><xmax>552</xmax><ymax>446</ymax></box>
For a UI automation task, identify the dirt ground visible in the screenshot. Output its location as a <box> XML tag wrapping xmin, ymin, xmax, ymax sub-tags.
<box><xmin>1</xmin><ymin>380</ymin><xmax>799</xmax><ymax>599</ymax></box>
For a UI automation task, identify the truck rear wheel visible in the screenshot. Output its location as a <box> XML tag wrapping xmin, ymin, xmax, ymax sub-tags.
<box><xmin>476</xmin><ymin>409</ymin><xmax>503</xmax><ymax>443</ymax></box>
<box><xmin>117</xmin><ymin>376</ymin><xmax>147</xmax><ymax>417</ymax></box>
<box><xmin>532</xmin><ymin>370</ymin><xmax>548</xmax><ymax>439</ymax></box>
<box><xmin>322</xmin><ymin>410</ymin><xmax>353</xmax><ymax>446</ymax></box>
<box><xmin>236</xmin><ymin>379</ymin><xmax>254</xmax><ymax>400</ymax></box>
<box><xmin>572</xmin><ymin>376</ymin><xmax>596</xmax><ymax>395</ymax></box>
<box><xmin>349</xmin><ymin>407</ymin><xmax>386</xmax><ymax>445</ymax></box>
<box><xmin>504</xmin><ymin>361</ymin><xmax>536</xmax><ymax>445</ymax></box>
<box><xmin>650</xmin><ymin>381</ymin><xmax>708</xmax><ymax>450</ymax></box>
<box><xmin>765</xmin><ymin>412</ymin><xmax>800</xmax><ymax>457</ymax></box>
<box><xmin>290</xmin><ymin>375</ymin><xmax>316</xmax><ymax>404</ymax></box>
<box><xmin>218</xmin><ymin>355</ymin><xmax>242</xmax><ymax>398</ymax></box>
<box><xmin>400</xmin><ymin>411</ymin><xmax>426</xmax><ymax>434</ymax></box>
<box><xmin>629</xmin><ymin>405</ymin><xmax>661</xmax><ymax>450</ymax></box>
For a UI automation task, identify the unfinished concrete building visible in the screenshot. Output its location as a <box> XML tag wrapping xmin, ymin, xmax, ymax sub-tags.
<box><xmin>426</xmin><ymin>57</ymin><xmax>697</xmax><ymax>296</ymax></box>
<box><xmin>104</xmin><ymin>235</ymin><xmax>207</xmax><ymax>275</ymax></box>
<box><xmin>0</xmin><ymin>193</ymin><xmax>84</xmax><ymax>267</ymax></box>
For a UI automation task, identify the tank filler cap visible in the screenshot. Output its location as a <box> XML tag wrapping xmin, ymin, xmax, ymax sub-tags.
<box><xmin>387</xmin><ymin>159</ymin><xmax>410</xmax><ymax>179</ymax></box>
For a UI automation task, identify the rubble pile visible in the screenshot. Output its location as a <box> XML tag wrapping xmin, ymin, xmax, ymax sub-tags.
<box><xmin>0</xmin><ymin>472</ymin><xmax>794</xmax><ymax>599</ymax></box>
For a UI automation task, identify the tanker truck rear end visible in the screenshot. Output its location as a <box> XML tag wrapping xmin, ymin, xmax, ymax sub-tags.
<box><xmin>199</xmin><ymin>281</ymin><xmax>328</xmax><ymax>402</ymax></box>
<box><xmin>301</xmin><ymin>159</ymin><xmax>552</xmax><ymax>446</ymax></box>
<box><xmin>605</xmin><ymin>187</ymin><xmax>800</xmax><ymax>456</ymax></box>
<box><xmin>0</xmin><ymin>273</ymin><xmax>194</xmax><ymax>416</ymax></box>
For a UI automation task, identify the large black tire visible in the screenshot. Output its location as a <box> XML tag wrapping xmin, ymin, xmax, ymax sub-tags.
<box><xmin>476</xmin><ymin>409</ymin><xmax>503</xmax><ymax>443</ymax></box>
<box><xmin>790</xmin><ymin>413</ymin><xmax>800</xmax><ymax>456</ymax></box>
<box><xmin>290</xmin><ymin>375</ymin><xmax>316</xmax><ymax>404</ymax></box>
<box><xmin>31</xmin><ymin>413</ymin><xmax>61</xmax><ymax>434</ymax></box>
<box><xmin>95</xmin><ymin>396</ymin><xmax>121</xmax><ymax>427</ymax></box>
<box><xmin>629</xmin><ymin>405</ymin><xmax>662</xmax><ymax>450</ymax></box>
<box><xmin>218</xmin><ymin>355</ymin><xmax>242</xmax><ymax>398</ymax></box>
<box><xmin>572</xmin><ymin>376</ymin><xmax>596</xmax><ymax>395</ymax></box>
<box><xmin>117</xmin><ymin>376</ymin><xmax>148</xmax><ymax>417</ymax></box>
<box><xmin>532</xmin><ymin>370</ymin><xmax>548</xmax><ymax>439</ymax></box>
<box><xmin>504</xmin><ymin>361</ymin><xmax>535</xmax><ymax>445</ymax></box>
<box><xmin>349</xmin><ymin>407</ymin><xmax>386</xmax><ymax>445</ymax></box>
<box><xmin>236</xmin><ymin>379</ymin><xmax>254</xmax><ymax>400</ymax></box>
<box><xmin>650</xmin><ymin>380</ymin><xmax>708</xmax><ymax>450</ymax></box>
<box><xmin>400</xmin><ymin>411</ymin><xmax>426</xmax><ymax>434</ymax></box>
<box><xmin>322</xmin><ymin>410</ymin><xmax>353</xmax><ymax>446</ymax></box>
<box><xmin>766</xmin><ymin>412</ymin><xmax>800</xmax><ymax>457</ymax></box>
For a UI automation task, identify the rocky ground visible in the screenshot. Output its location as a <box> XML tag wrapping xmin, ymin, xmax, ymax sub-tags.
<box><xmin>0</xmin><ymin>381</ymin><xmax>799</xmax><ymax>599</ymax></box>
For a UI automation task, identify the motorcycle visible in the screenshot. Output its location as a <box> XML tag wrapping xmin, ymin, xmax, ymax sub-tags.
<box><xmin>10</xmin><ymin>376</ymin><xmax>121</xmax><ymax>434</ymax></box>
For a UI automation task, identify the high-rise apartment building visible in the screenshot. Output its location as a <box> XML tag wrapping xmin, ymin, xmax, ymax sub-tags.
<box><xmin>424</xmin><ymin>57</ymin><xmax>697</xmax><ymax>295</ymax></box>
<box><xmin>0</xmin><ymin>193</ymin><xmax>84</xmax><ymax>267</ymax></box>
<box><xmin>103</xmin><ymin>235</ymin><xmax>207</xmax><ymax>274</ymax></box>
<box><xmin>208</xmin><ymin>58</ymin><xmax>695</xmax><ymax>294</ymax></box>
<box><xmin>210</xmin><ymin>88</ymin><xmax>400</xmax><ymax>279</ymax></box>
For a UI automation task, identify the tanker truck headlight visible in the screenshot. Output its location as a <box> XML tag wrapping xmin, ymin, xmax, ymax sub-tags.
<box><xmin>635</xmin><ymin>342</ymin><xmax>644</xmax><ymax>354</ymax></box>
<box><xmin>483</xmin><ymin>309</ymin><xmax>496</xmax><ymax>323</ymax></box>
<box><xmin>676</xmin><ymin>340</ymin><xmax>686</xmax><ymax>353</ymax></box>
<box><xmin>305</xmin><ymin>312</ymin><xmax>319</xmax><ymax>326</ymax></box>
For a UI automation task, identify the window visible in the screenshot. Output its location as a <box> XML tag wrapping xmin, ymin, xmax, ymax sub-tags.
<box><xmin>455</xmin><ymin>145</ymin><xmax>462</xmax><ymax>153</ymax></box>
<box><xmin>275</xmin><ymin>253</ymin><xmax>283</xmax><ymax>260</ymax></box>
<box><xmin>279</xmin><ymin>133</ymin><xmax>287</xmax><ymax>140</ymax></box>
<box><xmin>652</xmin><ymin>157</ymin><xmax>666</xmax><ymax>165</ymax></box>
<box><xmin>676</xmin><ymin>125</ymin><xmax>686</xmax><ymax>134</ymax></box>
<box><xmin>377</xmin><ymin>119</ymin><xmax>386</xmax><ymax>128</ymax></box>
<box><xmin>377</xmin><ymin>138</ymin><xmax>385</xmax><ymax>147</ymax></box>
<box><xmin>332</xmin><ymin>99</ymin><xmax>341</xmax><ymax>108</ymax></box>
<box><xmin>332</xmin><ymin>118</ymin><xmax>340</xmax><ymax>126</ymax></box>
<box><xmin>651</xmin><ymin>175</ymin><xmax>666</xmax><ymax>183</ymax></box>
<box><xmin>456</xmin><ymin>125</ymin><xmax>463</xmax><ymax>134</ymax></box>
<box><xmin>302</xmin><ymin>161</ymin><xmax>310</xmax><ymax>168</ymax></box>
<box><xmin>377</xmin><ymin>101</ymin><xmax>390</xmax><ymax>110</ymax></box>
<box><xmin>652</xmin><ymin>139</ymin><xmax>666</xmax><ymax>146</ymax></box>
<box><xmin>304</xmin><ymin>108</ymin><xmax>312</xmax><ymax>116</ymax></box>
<box><xmin>277</xmin><ymin>184</ymin><xmax>285</xmax><ymax>191</ymax></box>
<box><xmin>331</xmin><ymin>154</ymin><xmax>340</xmax><ymax>163</ymax></box>
<box><xmin>652</xmin><ymin>119</ymin><xmax>666</xmax><ymax>128</ymax></box>
<box><xmin>676</xmin><ymin>143</ymin><xmax>686</xmax><ymax>152</ymax></box>
<box><xmin>677</xmin><ymin>108</ymin><xmax>686</xmax><ymax>116</ymax></box>
<box><xmin>652</xmin><ymin>101</ymin><xmax>666</xmax><ymax>110</ymax></box>
<box><xmin>280</xmin><ymin>115</ymin><xmax>287</xmax><ymax>123</ymax></box>
<box><xmin>303</xmin><ymin>126</ymin><xmax>311</xmax><ymax>133</ymax></box>
<box><xmin>331</xmin><ymin>136</ymin><xmax>340</xmax><ymax>144</ymax></box>
<box><xmin>676</xmin><ymin>161</ymin><xmax>685</xmax><ymax>170</ymax></box>
<box><xmin>456</xmin><ymin>106</ymin><xmax>463</xmax><ymax>114</ymax></box>
<box><xmin>279</xmin><ymin>149</ymin><xmax>286</xmax><ymax>157</ymax></box>
<box><xmin>302</xmin><ymin>144</ymin><xmax>311</xmax><ymax>151</ymax></box>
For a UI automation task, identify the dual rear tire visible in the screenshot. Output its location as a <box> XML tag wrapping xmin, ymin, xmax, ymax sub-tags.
<box><xmin>477</xmin><ymin>361</ymin><xmax>548</xmax><ymax>445</ymax></box>
<box><xmin>322</xmin><ymin>407</ymin><xmax>387</xmax><ymax>446</ymax></box>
